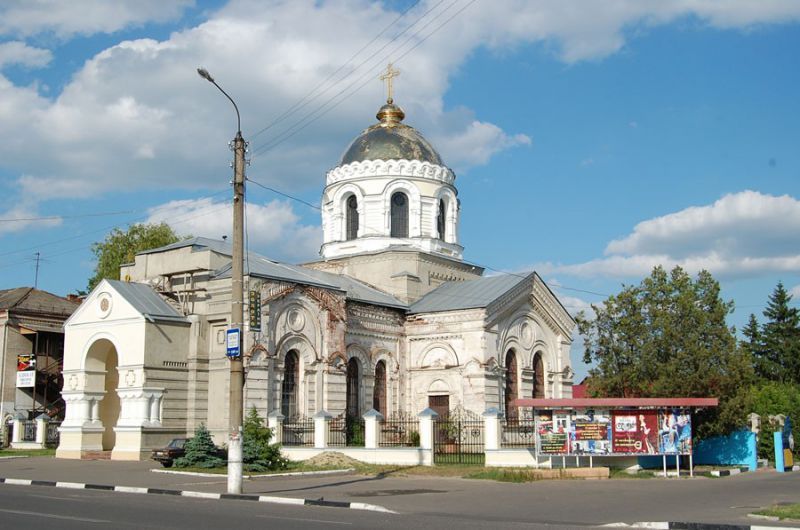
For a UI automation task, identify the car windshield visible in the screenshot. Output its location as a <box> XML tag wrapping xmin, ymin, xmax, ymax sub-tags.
<box><xmin>167</xmin><ymin>439</ymin><xmax>187</xmax><ymax>449</ymax></box>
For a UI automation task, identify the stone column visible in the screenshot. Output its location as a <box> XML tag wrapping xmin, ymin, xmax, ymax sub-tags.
<box><xmin>363</xmin><ymin>409</ymin><xmax>383</xmax><ymax>449</ymax></box>
<box><xmin>11</xmin><ymin>414</ymin><xmax>24</xmax><ymax>444</ymax></box>
<box><xmin>268</xmin><ymin>411</ymin><xmax>285</xmax><ymax>445</ymax></box>
<box><xmin>418</xmin><ymin>408</ymin><xmax>438</xmax><ymax>466</ymax></box>
<box><xmin>35</xmin><ymin>414</ymin><xmax>50</xmax><ymax>446</ymax></box>
<box><xmin>314</xmin><ymin>410</ymin><xmax>332</xmax><ymax>449</ymax></box>
<box><xmin>483</xmin><ymin>407</ymin><xmax>503</xmax><ymax>451</ymax></box>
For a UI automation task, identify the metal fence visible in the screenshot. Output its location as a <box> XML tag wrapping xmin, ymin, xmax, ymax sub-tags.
<box><xmin>379</xmin><ymin>413</ymin><xmax>419</xmax><ymax>447</ymax></box>
<box><xmin>434</xmin><ymin>407</ymin><xmax>485</xmax><ymax>465</ymax></box>
<box><xmin>500</xmin><ymin>418</ymin><xmax>536</xmax><ymax>448</ymax></box>
<box><xmin>280</xmin><ymin>416</ymin><xmax>315</xmax><ymax>447</ymax></box>
<box><xmin>328</xmin><ymin>415</ymin><xmax>365</xmax><ymax>447</ymax></box>
<box><xmin>21</xmin><ymin>420</ymin><xmax>36</xmax><ymax>442</ymax></box>
<box><xmin>45</xmin><ymin>421</ymin><xmax>61</xmax><ymax>447</ymax></box>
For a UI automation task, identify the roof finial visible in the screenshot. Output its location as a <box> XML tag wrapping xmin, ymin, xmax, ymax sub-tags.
<box><xmin>379</xmin><ymin>63</ymin><xmax>400</xmax><ymax>104</ymax></box>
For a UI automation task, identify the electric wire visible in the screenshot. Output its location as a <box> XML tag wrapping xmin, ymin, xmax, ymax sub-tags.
<box><xmin>248</xmin><ymin>0</ymin><xmax>426</xmax><ymax>142</ymax></box>
<box><xmin>250</xmin><ymin>0</ymin><xmax>470</xmax><ymax>157</ymax></box>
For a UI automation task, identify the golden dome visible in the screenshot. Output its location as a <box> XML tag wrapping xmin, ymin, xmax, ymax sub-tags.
<box><xmin>339</xmin><ymin>101</ymin><xmax>444</xmax><ymax>166</ymax></box>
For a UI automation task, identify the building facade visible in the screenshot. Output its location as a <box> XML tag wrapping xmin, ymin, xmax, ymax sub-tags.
<box><xmin>57</xmin><ymin>97</ymin><xmax>575</xmax><ymax>460</ymax></box>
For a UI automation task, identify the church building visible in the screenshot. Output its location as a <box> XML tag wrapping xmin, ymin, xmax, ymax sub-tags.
<box><xmin>56</xmin><ymin>82</ymin><xmax>575</xmax><ymax>460</ymax></box>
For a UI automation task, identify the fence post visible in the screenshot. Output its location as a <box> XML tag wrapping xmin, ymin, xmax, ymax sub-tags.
<box><xmin>418</xmin><ymin>408</ymin><xmax>438</xmax><ymax>466</ymax></box>
<box><xmin>363</xmin><ymin>409</ymin><xmax>382</xmax><ymax>449</ymax></box>
<box><xmin>35</xmin><ymin>414</ymin><xmax>50</xmax><ymax>447</ymax></box>
<box><xmin>314</xmin><ymin>410</ymin><xmax>332</xmax><ymax>449</ymax></box>
<box><xmin>268</xmin><ymin>411</ymin><xmax>285</xmax><ymax>445</ymax></box>
<box><xmin>11</xmin><ymin>414</ymin><xmax>24</xmax><ymax>444</ymax></box>
<box><xmin>483</xmin><ymin>407</ymin><xmax>503</xmax><ymax>451</ymax></box>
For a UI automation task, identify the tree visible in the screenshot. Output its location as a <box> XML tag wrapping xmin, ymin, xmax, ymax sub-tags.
<box><xmin>746</xmin><ymin>381</ymin><xmax>800</xmax><ymax>460</ymax></box>
<box><xmin>174</xmin><ymin>424</ymin><xmax>225</xmax><ymax>469</ymax></box>
<box><xmin>576</xmin><ymin>266</ymin><xmax>754</xmax><ymax>439</ymax></box>
<box><xmin>87</xmin><ymin>223</ymin><xmax>183</xmax><ymax>291</ymax></box>
<box><xmin>242</xmin><ymin>407</ymin><xmax>287</xmax><ymax>472</ymax></box>
<box><xmin>756</xmin><ymin>282</ymin><xmax>800</xmax><ymax>384</ymax></box>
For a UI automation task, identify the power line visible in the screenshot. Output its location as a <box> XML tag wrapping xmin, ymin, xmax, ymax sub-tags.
<box><xmin>248</xmin><ymin>0</ymin><xmax>427</xmax><ymax>142</ymax></box>
<box><xmin>250</xmin><ymin>0</ymin><xmax>470</xmax><ymax>157</ymax></box>
<box><xmin>247</xmin><ymin>176</ymin><xmax>321</xmax><ymax>210</ymax></box>
<box><xmin>0</xmin><ymin>209</ymin><xmax>136</xmax><ymax>223</ymax></box>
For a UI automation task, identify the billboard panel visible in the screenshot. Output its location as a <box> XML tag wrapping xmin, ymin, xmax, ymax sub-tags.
<box><xmin>536</xmin><ymin>411</ymin><xmax>568</xmax><ymax>454</ymax></box>
<box><xmin>571</xmin><ymin>409</ymin><xmax>611</xmax><ymax>455</ymax></box>
<box><xmin>612</xmin><ymin>410</ymin><xmax>659</xmax><ymax>454</ymax></box>
<box><xmin>658</xmin><ymin>409</ymin><xmax>692</xmax><ymax>454</ymax></box>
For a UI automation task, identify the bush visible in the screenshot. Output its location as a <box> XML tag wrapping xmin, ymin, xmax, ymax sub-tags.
<box><xmin>243</xmin><ymin>407</ymin><xmax>288</xmax><ymax>472</ymax></box>
<box><xmin>746</xmin><ymin>381</ymin><xmax>800</xmax><ymax>461</ymax></box>
<box><xmin>174</xmin><ymin>424</ymin><xmax>225</xmax><ymax>469</ymax></box>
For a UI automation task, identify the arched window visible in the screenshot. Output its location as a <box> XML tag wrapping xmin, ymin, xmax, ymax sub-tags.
<box><xmin>437</xmin><ymin>199</ymin><xmax>446</xmax><ymax>240</ymax></box>
<box><xmin>373</xmin><ymin>360</ymin><xmax>387</xmax><ymax>415</ymax></box>
<box><xmin>504</xmin><ymin>350</ymin><xmax>518</xmax><ymax>421</ymax></box>
<box><xmin>281</xmin><ymin>350</ymin><xmax>299</xmax><ymax>418</ymax></box>
<box><xmin>345</xmin><ymin>195</ymin><xmax>358</xmax><ymax>240</ymax></box>
<box><xmin>532</xmin><ymin>352</ymin><xmax>544</xmax><ymax>399</ymax></box>
<box><xmin>390</xmin><ymin>192</ymin><xmax>408</xmax><ymax>238</ymax></box>
<box><xmin>346</xmin><ymin>358</ymin><xmax>360</xmax><ymax>418</ymax></box>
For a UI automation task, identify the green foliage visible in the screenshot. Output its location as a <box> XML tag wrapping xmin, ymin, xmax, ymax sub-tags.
<box><xmin>174</xmin><ymin>424</ymin><xmax>225</xmax><ymax>469</ymax></box>
<box><xmin>749</xmin><ymin>282</ymin><xmax>800</xmax><ymax>384</ymax></box>
<box><xmin>242</xmin><ymin>408</ymin><xmax>288</xmax><ymax>472</ymax></box>
<box><xmin>88</xmin><ymin>222</ymin><xmax>184</xmax><ymax>291</ymax></box>
<box><xmin>576</xmin><ymin>266</ymin><xmax>754</xmax><ymax>439</ymax></box>
<box><xmin>745</xmin><ymin>381</ymin><xmax>800</xmax><ymax>460</ymax></box>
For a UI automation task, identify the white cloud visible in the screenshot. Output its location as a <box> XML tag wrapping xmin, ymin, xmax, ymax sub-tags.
<box><xmin>537</xmin><ymin>191</ymin><xmax>800</xmax><ymax>280</ymax></box>
<box><xmin>0</xmin><ymin>41</ymin><xmax>52</xmax><ymax>69</ymax></box>
<box><xmin>145</xmin><ymin>197</ymin><xmax>322</xmax><ymax>262</ymax></box>
<box><xmin>790</xmin><ymin>285</ymin><xmax>800</xmax><ymax>300</ymax></box>
<box><xmin>0</xmin><ymin>202</ymin><xmax>62</xmax><ymax>235</ymax></box>
<box><xmin>2</xmin><ymin>0</ymin><xmax>800</xmax><ymax>213</ymax></box>
<box><xmin>0</xmin><ymin>0</ymin><xmax>194</xmax><ymax>38</ymax></box>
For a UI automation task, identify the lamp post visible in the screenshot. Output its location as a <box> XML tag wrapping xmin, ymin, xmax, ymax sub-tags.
<box><xmin>197</xmin><ymin>67</ymin><xmax>246</xmax><ymax>494</ymax></box>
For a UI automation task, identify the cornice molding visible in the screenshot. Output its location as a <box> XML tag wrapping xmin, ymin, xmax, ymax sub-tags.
<box><xmin>327</xmin><ymin>158</ymin><xmax>455</xmax><ymax>186</ymax></box>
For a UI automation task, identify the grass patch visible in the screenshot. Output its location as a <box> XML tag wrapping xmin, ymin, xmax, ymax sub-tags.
<box><xmin>465</xmin><ymin>468</ymin><xmax>546</xmax><ymax>483</ymax></box>
<box><xmin>0</xmin><ymin>448</ymin><xmax>55</xmax><ymax>457</ymax></box>
<box><xmin>753</xmin><ymin>503</ymin><xmax>800</xmax><ymax>521</ymax></box>
<box><xmin>609</xmin><ymin>468</ymin><xmax>655</xmax><ymax>479</ymax></box>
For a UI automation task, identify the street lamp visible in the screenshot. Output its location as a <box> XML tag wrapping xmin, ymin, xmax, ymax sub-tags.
<box><xmin>197</xmin><ymin>67</ymin><xmax>246</xmax><ymax>495</ymax></box>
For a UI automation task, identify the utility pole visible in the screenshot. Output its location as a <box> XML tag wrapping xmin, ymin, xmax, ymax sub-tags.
<box><xmin>34</xmin><ymin>252</ymin><xmax>40</xmax><ymax>289</ymax></box>
<box><xmin>197</xmin><ymin>67</ymin><xmax>246</xmax><ymax>494</ymax></box>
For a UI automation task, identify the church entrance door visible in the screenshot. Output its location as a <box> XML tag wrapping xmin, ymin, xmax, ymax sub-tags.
<box><xmin>428</xmin><ymin>395</ymin><xmax>449</xmax><ymax>418</ymax></box>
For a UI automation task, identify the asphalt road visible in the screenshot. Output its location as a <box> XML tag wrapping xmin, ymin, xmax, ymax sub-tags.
<box><xmin>1</xmin><ymin>457</ymin><xmax>800</xmax><ymax>528</ymax></box>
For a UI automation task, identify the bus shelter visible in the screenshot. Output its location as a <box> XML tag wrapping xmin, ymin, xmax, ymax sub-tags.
<box><xmin>512</xmin><ymin>398</ymin><xmax>718</xmax><ymax>476</ymax></box>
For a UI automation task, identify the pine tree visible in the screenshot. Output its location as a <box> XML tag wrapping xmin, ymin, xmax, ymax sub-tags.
<box><xmin>242</xmin><ymin>407</ymin><xmax>287</xmax><ymax>472</ymax></box>
<box><xmin>174</xmin><ymin>424</ymin><xmax>225</xmax><ymax>469</ymax></box>
<box><xmin>759</xmin><ymin>282</ymin><xmax>800</xmax><ymax>384</ymax></box>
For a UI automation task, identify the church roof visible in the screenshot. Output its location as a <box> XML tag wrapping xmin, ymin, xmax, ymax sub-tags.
<box><xmin>339</xmin><ymin>101</ymin><xmax>444</xmax><ymax>166</ymax></box>
<box><xmin>136</xmin><ymin>236</ymin><xmax>232</xmax><ymax>256</ymax></box>
<box><xmin>409</xmin><ymin>273</ymin><xmax>531</xmax><ymax>314</ymax></box>
<box><xmin>215</xmin><ymin>254</ymin><xmax>407</xmax><ymax>309</ymax></box>
<box><xmin>104</xmin><ymin>279</ymin><xmax>188</xmax><ymax>323</ymax></box>
<box><xmin>0</xmin><ymin>287</ymin><xmax>78</xmax><ymax>317</ymax></box>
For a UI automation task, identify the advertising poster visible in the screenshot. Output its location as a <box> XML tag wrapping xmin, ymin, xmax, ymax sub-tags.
<box><xmin>571</xmin><ymin>409</ymin><xmax>611</xmax><ymax>454</ymax></box>
<box><xmin>612</xmin><ymin>410</ymin><xmax>659</xmax><ymax>454</ymax></box>
<box><xmin>658</xmin><ymin>409</ymin><xmax>692</xmax><ymax>454</ymax></box>
<box><xmin>782</xmin><ymin>416</ymin><xmax>793</xmax><ymax>469</ymax></box>
<box><xmin>537</xmin><ymin>411</ymin><xmax>568</xmax><ymax>454</ymax></box>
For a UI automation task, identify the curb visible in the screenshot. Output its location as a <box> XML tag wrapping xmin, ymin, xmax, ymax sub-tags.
<box><xmin>603</xmin><ymin>522</ymin><xmax>800</xmax><ymax>529</ymax></box>
<box><xmin>152</xmin><ymin>467</ymin><xmax>355</xmax><ymax>479</ymax></box>
<box><xmin>0</xmin><ymin>477</ymin><xmax>396</xmax><ymax>514</ymax></box>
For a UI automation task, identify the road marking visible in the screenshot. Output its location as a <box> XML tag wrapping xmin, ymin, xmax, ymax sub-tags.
<box><xmin>0</xmin><ymin>508</ymin><xmax>111</xmax><ymax>523</ymax></box>
<box><xmin>258</xmin><ymin>495</ymin><xmax>305</xmax><ymax>505</ymax></box>
<box><xmin>181</xmin><ymin>490</ymin><xmax>221</xmax><ymax>499</ymax></box>
<box><xmin>56</xmin><ymin>481</ymin><xmax>86</xmax><ymax>489</ymax></box>
<box><xmin>256</xmin><ymin>514</ymin><xmax>353</xmax><ymax>525</ymax></box>
<box><xmin>114</xmin><ymin>486</ymin><xmax>149</xmax><ymax>494</ymax></box>
<box><xmin>349</xmin><ymin>501</ymin><xmax>397</xmax><ymax>514</ymax></box>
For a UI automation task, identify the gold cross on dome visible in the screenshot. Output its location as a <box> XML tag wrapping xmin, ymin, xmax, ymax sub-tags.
<box><xmin>379</xmin><ymin>63</ymin><xmax>400</xmax><ymax>103</ymax></box>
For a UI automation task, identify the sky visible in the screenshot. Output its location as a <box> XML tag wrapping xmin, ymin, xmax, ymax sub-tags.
<box><xmin>1</xmin><ymin>0</ymin><xmax>799</xmax><ymax>379</ymax></box>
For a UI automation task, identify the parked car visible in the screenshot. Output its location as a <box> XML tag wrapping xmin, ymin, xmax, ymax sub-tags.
<box><xmin>151</xmin><ymin>438</ymin><xmax>189</xmax><ymax>467</ymax></box>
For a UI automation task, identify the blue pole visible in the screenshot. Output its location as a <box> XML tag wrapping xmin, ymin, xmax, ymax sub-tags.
<box><xmin>774</xmin><ymin>431</ymin><xmax>785</xmax><ymax>472</ymax></box>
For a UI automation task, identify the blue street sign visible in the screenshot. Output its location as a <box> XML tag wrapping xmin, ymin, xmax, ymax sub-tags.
<box><xmin>226</xmin><ymin>328</ymin><xmax>241</xmax><ymax>358</ymax></box>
